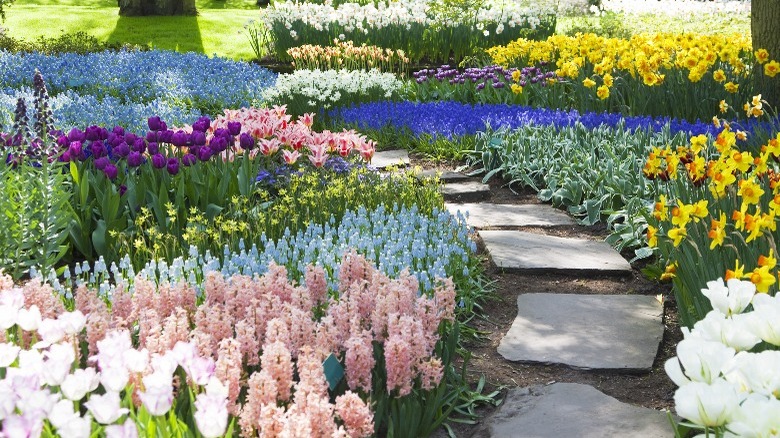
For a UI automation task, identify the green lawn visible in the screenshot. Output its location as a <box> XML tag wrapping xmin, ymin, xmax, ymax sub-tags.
<box><xmin>2</xmin><ymin>0</ymin><xmax>262</xmax><ymax>60</ymax></box>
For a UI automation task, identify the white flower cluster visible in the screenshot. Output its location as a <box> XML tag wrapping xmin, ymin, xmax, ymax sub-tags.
<box><xmin>262</xmin><ymin>0</ymin><xmax>554</xmax><ymax>34</ymax></box>
<box><xmin>601</xmin><ymin>0</ymin><xmax>750</xmax><ymax>15</ymax></box>
<box><xmin>262</xmin><ymin>68</ymin><xmax>403</xmax><ymax>109</ymax></box>
<box><xmin>666</xmin><ymin>278</ymin><xmax>780</xmax><ymax>435</ymax></box>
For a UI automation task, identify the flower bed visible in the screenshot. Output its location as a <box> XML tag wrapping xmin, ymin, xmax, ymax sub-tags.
<box><xmin>260</xmin><ymin>0</ymin><xmax>556</xmax><ymax>63</ymax></box>
<box><xmin>0</xmin><ymin>51</ymin><xmax>277</xmax><ymax>131</ymax></box>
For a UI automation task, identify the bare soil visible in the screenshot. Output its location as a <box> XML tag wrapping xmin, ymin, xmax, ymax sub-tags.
<box><xmin>419</xmin><ymin>160</ymin><xmax>680</xmax><ymax>437</ymax></box>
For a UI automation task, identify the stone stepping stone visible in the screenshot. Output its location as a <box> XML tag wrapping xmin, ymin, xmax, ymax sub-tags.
<box><xmin>498</xmin><ymin>293</ymin><xmax>663</xmax><ymax>371</ymax></box>
<box><xmin>441</xmin><ymin>181</ymin><xmax>491</xmax><ymax>202</ymax></box>
<box><xmin>371</xmin><ymin>149</ymin><xmax>410</xmax><ymax>169</ymax></box>
<box><xmin>476</xmin><ymin>383</ymin><xmax>671</xmax><ymax>437</ymax></box>
<box><xmin>416</xmin><ymin>169</ymin><xmax>469</xmax><ymax>183</ymax></box>
<box><xmin>480</xmin><ymin>230</ymin><xmax>631</xmax><ymax>275</ymax></box>
<box><xmin>446</xmin><ymin>203</ymin><xmax>576</xmax><ymax>228</ymax></box>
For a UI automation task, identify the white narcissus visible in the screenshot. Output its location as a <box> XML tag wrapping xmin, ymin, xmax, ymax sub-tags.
<box><xmin>674</xmin><ymin>379</ymin><xmax>741</xmax><ymax>427</ymax></box>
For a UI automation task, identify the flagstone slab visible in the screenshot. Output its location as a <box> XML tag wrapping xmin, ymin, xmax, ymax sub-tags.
<box><xmin>446</xmin><ymin>203</ymin><xmax>576</xmax><ymax>228</ymax></box>
<box><xmin>441</xmin><ymin>181</ymin><xmax>491</xmax><ymax>202</ymax></box>
<box><xmin>416</xmin><ymin>169</ymin><xmax>469</xmax><ymax>183</ymax></box>
<box><xmin>371</xmin><ymin>149</ymin><xmax>410</xmax><ymax>169</ymax></box>
<box><xmin>480</xmin><ymin>230</ymin><xmax>631</xmax><ymax>275</ymax></box>
<box><xmin>498</xmin><ymin>293</ymin><xmax>663</xmax><ymax>371</ymax></box>
<box><xmin>477</xmin><ymin>383</ymin><xmax>671</xmax><ymax>438</ymax></box>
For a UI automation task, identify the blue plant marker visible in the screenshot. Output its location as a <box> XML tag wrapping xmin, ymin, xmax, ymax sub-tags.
<box><xmin>322</xmin><ymin>353</ymin><xmax>344</xmax><ymax>392</ymax></box>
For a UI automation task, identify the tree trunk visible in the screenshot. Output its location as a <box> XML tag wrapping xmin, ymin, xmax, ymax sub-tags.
<box><xmin>118</xmin><ymin>0</ymin><xmax>196</xmax><ymax>16</ymax></box>
<box><xmin>752</xmin><ymin>0</ymin><xmax>780</xmax><ymax>109</ymax></box>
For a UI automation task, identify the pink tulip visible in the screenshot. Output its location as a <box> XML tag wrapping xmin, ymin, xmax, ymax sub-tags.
<box><xmin>283</xmin><ymin>150</ymin><xmax>301</xmax><ymax>165</ymax></box>
<box><xmin>308</xmin><ymin>144</ymin><xmax>329</xmax><ymax>168</ymax></box>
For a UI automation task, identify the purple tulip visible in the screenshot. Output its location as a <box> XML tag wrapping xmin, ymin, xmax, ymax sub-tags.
<box><xmin>171</xmin><ymin>131</ymin><xmax>189</xmax><ymax>147</ymax></box>
<box><xmin>103</xmin><ymin>164</ymin><xmax>118</xmax><ymax>180</ymax></box>
<box><xmin>112</xmin><ymin>126</ymin><xmax>125</xmax><ymax>136</ymax></box>
<box><xmin>192</xmin><ymin>131</ymin><xmax>207</xmax><ymax>146</ymax></box>
<box><xmin>99</xmin><ymin>127</ymin><xmax>109</xmax><ymax>141</ymax></box>
<box><xmin>68</xmin><ymin>128</ymin><xmax>86</xmax><ymax>143</ymax></box>
<box><xmin>124</xmin><ymin>133</ymin><xmax>138</xmax><ymax>144</ymax></box>
<box><xmin>210</xmin><ymin>136</ymin><xmax>228</xmax><ymax>153</ymax></box>
<box><xmin>59</xmin><ymin>150</ymin><xmax>71</xmax><ymax>162</ymax></box>
<box><xmin>146</xmin><ymin>131</ymin><xmax>158</xmax><ymax>142</ymax></box>
<box><xmin>151</xmin><ymin>154</ymin><xmax>166</xmax><ymax>169</ymax></box>
<box><xmin>119</xmin><ymin>185</ymin><xmax>127</xmax><ymax>196</ymax></box>
<box><xmin>182</xmin><ymin>153</ymin><xmax>197</xmax><ymax>167</ymax></box>
<box><xmin>113</xmin><ymin>142</ymin><xmax>130</xmax><ymax>158</ymax></box>
<box><xmin>90</xmin><ymin>141</ymin><xmax>107</xmax><ymax>158</ymax></box>
<box><xmin>192</xmin><ymin>116</ymin><xmax>211</xmax><ymax>132</ymax></box>
<box><xmin>166</xmin><ymin>157</ymin><xmax>180</xmax><ymax>175</ymax></box>
<box><xmin>127</xmin><ymin>151</ymin><xmax>144</xmax><ymax>167</ymax></box>
<box><xmin>148</xmin><ymin>116</ymin><xmax>163</xmax><ymax>131</ymax></box>
<box><xmin>94</xmin><ymin>156</ymin><xmax>110</xmax><ymax>171</ymax></box>
<box><xmin>56</xmin><ymin>135</ymin><xmax>69</xmax><ymax>148</ymax></box>
<box><xmin>132</xmin><ymin>138</ymin><xmax>146</xmax><ymax>153</ymax></box>
<box><xmin>197</xmin><ymin>146</ymin><xmax>213</xmax><ymax>161</ymax></box>
<box><xmin>227</xmin><ymin>121</ymin><xmax>241</xmax><ymax>136</ymax></box>
<box><xmin>147</xmin><ymin>142</ymin><xmax>159</xmax><ymax>155</ymax></box>
<box><xmin>159</xmin><ymin>130</ymin><xmax>173</xmax><ymax>144</ymax></box>
<box><xmin>85</xmin><ymin>126</ymin><xmax>101</xmax><ymax>141</ymax></box>
<box><xmin>239</xmin><ymin>133</ymin><xmax>254</xmax><ymax>150</ymax></box>
<box><xmin>68</xmin><ymin>141</ymin><xmax>83</xmax><ymax>158</ymax></box>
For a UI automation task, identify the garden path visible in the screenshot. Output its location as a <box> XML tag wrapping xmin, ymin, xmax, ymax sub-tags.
<box><xmin>372</xmin><ymin>150</ymin><xmax>675</xmax><ymax>437</ymax></box>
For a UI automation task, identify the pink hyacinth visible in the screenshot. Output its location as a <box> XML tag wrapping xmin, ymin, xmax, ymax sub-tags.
<box><xmin>335</xmin><ymin>392</ymin><xmax>375</xmax><ymax>438</ymax></box>
<box><xmin>215</xmin><ymin>337</ymin><xmax>243</xmax><ymax>414</ymax></box>
<box><xmin>384</xmin><ymin>334</ymin><xmax>414</xmax><ymax>397</ymax></box>
<box><xmin>344</xmin><ymin>330</ymin><xmax>374</xmax><ymax>393</ymax></box>
<box><xmin>259</xmin><ymin>340</ymin><xmax>293</xmax><ymax>402</ymax></box>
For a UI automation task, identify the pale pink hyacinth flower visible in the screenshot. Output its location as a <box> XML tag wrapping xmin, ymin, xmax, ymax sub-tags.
<box><xmin>215</xmin><ymin>337</ymin><xmax>243</xmax><ymax>413</ymax></box>
<box><xmin>259</xmin><ymin>340</ymin><xmax>293</xmax><ymax>402</ymax></box>
<box><xmin>335</xmin><ymin>392</ymin><xmax>375</xmax><ymax>438</ymax></box>
<box><xmin>344</xmin><ymin>330</ymin><xmax>374</xmax><ymax>393</ymax></box>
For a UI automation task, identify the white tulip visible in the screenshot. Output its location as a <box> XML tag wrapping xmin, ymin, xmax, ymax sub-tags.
<box><xmin>701</xmin><ymin>278</ymin><xmax>755</xmax><ymax>316</ymax></box>
<box><xmin>100</xmin><ymin>366</ymin><xmax>130</xmax><ymax>393</ymax></box>
<box><xmin>748</xmin><ymin>293</ymin><xmax>780</xmax><ymax>346</ymax></box>
<box><xmin>58</xmin><ymin>310</ymin><xmax>87</xmax><ymax>335</ymax></box>
<box><xmin>689</xmin><ymin>311</ymin><xmax>760</xmax><ymax>351</ymax></box>
<box><xmin>138</xmin><ymin>371</ymin><xmax>174</xmax><ymax>416</ymax></box>
<box><xmin>85</xmin><ymin>391</ymin><xmax>128</xmax><ymax>424</ymax></box>
<box><xmin>105</xmin><ymin>421</ymin><xmax>139</xmax><ymax>438</ymax></box>
<box><xmin>0</xmin><ymin>342</ymin><xmax>21</xmax><ymax>367</ymax></box>
<box><xmin>121</xmin><ymin>348</ymin><xmax>149</xmax><ymax>374</ymax></box>
<box><xmin>61</xmin><ymin>368</ymin><xmax>100</xmax><ymax>401</ymax></box>
<box><xmin>723</xmin><ymin>350</ymin><xmax>780</xmax><ymax>397</ymax></box>
<box><xmin>665</xmin><ymin>337</ymin><xmax>735</xmax><ymax>386</ymax></box>
<box><xmin>674</xmin><ymin>379</ymin><xmax>741</xmax><ymax>427</ymax></box>
<box><xmin>724</xmin><ymin>394</ymin><xmax>780</xmax><ymax>437</ymax></box>
<box><xmin>16</xmin><ymin>305</ymin><xmax>42</xmax><ymax>331</ymax></box>
<box><xmin>42</xmin><ymin>342</ymin><xmax>77</xmax><ymax>386</ymax></box>
<box><xmin>194</xmin><ymin>392</ymin><xmax>229</xmax><ymax>438</ymax></box>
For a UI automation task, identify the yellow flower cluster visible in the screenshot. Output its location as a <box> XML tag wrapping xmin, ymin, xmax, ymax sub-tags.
<box><xmin>646</xmin><ymin>96</ymin><xmax>780</xmax><ymax>292</ymax></box>
<box><xmin>487</xmin><ymin>32</ymin><xmax>777</xmax><ymax>95</ymax></box>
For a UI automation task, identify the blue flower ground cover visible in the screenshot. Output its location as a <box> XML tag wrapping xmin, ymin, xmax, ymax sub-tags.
<box><xmin>0</xmin><ymin>50</ymin><xmax>276</xmax><ymax>132</ymax></box>
<box><xmin>332</xmin><ymin>101</ymin><xmax>772</xmax><ymax>139</ymax></box>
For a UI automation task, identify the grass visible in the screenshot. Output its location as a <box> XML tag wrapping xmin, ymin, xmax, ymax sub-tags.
<box><xmin>557</xmin><ymin>11</ymin><xmax>750</xmax><ymax>36</ymax></box>
<box><xmin>1</xmin><ymin>0</ymin><xmax>262</xmax><ymax>60</ymax></box>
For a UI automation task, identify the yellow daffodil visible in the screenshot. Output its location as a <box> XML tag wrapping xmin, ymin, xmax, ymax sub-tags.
<box><xmin>719</xmin><ymin>100</ymin><xmax>729</xmax><ymax>113</ymax></box>
<box><xmin>747</xmin><ymin>265</ymin><xmax>775</xmax><ymax>293</ymax></box>
<box><xmin>755</xmin><ymin>48</ymin><xmax>770</xmax><ymax>64</ymax></box>
<box><xmin>738</xmin><ymin>178</ymin><xmax>765</xmax><ymax>206</ymax></box>
<box><xmin>511</xmin><ymin>70</ymin><xmax>521</xmax><ymax>82</ymax></box>
<box><xmin>708</xmin><ymin>212</ymin><xmax>727</xmax><ymax>249</ymax></box>
<box><xmin>725</xmin><ymin>260</ymin><xmax>745</xmax><ymax>281</ymax></box>
<box><xmin>603</xmin><ymin>73</ymin><xmax>614</xmax><ymax>87</ymax></box>
<box><xmin>732</xmin><ymin>203</ymin><xmax>749</xmax><ymax>230</ymax></box>
<box><xmin>583</xmin><ymin>77</ymin><xmax>596</xmax><ymax>88</ymax></box>
<box><xmin>671</xmin><ymin>200</ymin><xmax>692</xmax><ymax>227</ymax></box>
<box><xmin>709</xmin><ymin>166</ymin><xmax>737</xmax><ymax>198</ymax></box>
<box><xmin>758</xmin><ymin>249</ymin><xmax>777</xmax><ymax>270</ymax></box>
<box><xmin>724</xmin><ymin>81</ymin><xmax>739</xmax><ymax>93</ymax></box>
<box><xmin>653</xmin><ymin>194</ymin><xmax>669</xmax><ymax>221</ymax></box>
<box><xmin>690</xmin><ymin>200</ymin><xmax>709</xmax><ymax>222</ymax></box>
<box><xmin>765</xmin><ymin>60</ymin><xmax>780</xmax><ymax>78</ymax></box>
<box><xmin>690</xmin><ymin>134</ymin><xmax>708</xmax><ymax>154</ymax></box>
<box><xmin>511</xmin><ymin>84</ymin><xmax>523</xmax><ymax>94</ymax></box>
<box><xmin>660</xmin><ymin>262</ymin><xmax>677</xmax><ymax>281</ymax></box>
<box><xmin>647</xmin><ymin>224</ymin><xmax>658</xmax><ymax>247</ymax></box>
<box><xmin>596</xmin><ymin>85</ymin><xmax>610</xmax><ymax>100</ymax></box>
<box><xmin>713</xmin><ymin>69</ymin><xmax>727</xmax><ymax>82</ymax></box>
<box><xmin>668</xmin><ymin>226</ymin><xmax>687</xmax><ymax>247</ymax></box>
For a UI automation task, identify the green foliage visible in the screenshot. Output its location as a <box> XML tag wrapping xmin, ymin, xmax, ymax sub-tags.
<box><xmin>0</xmin><ymin>159</ymin><xmax>75</xmax><ymax>280</ymax></box>
<box><xmin>564</xmin><ymin>11</ymin><xmax>632</xmax><ymax>39</ymax></box>
<box><xmin>0</xmin><ymin>31</ymin><xmax>139</xmax><ymax>54</ymax></box>
<box><xmin>0</xmin><ymin>0</ymin><xmax>14</xmax><ymax>21</ymax></box>
<box><xmin>467</xmin><ymin>122</ymin><xmax>690</xmax><ymax>256</ymax></box>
